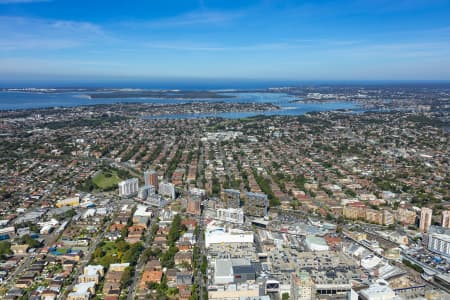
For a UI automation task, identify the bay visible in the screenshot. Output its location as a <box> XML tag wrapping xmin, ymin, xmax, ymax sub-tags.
<box><xmin>0</xmin><ymin>91</ymin><xmax>358</xmax><ymax>118</ymax></box>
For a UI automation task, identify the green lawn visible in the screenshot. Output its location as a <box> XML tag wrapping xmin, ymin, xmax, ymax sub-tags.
<box><xmin>102</xmin><ymin>241</ymin><xmax>119</xmax><ymax>253</ymax></box>
<box><xmin>92</xmin><ymin>170</ymin><xmax>121</xmax><ymax>190</ymax></box>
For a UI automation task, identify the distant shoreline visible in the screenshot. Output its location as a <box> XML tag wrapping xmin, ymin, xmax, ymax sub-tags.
<box><xmin>88</xmin><ymin>90</ymin><xmax>236</xmax><ymax>100</ymax></box>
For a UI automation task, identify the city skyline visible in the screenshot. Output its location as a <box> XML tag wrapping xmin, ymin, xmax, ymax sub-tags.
<box><xmin>1</xmin><ymin>0</ymin><xmax>450</xmax><ymax>83</ymax></box>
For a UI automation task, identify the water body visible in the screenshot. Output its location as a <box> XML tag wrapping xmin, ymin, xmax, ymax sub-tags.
<box><xmin>144</xmin><ymin>93</ymin><xmax>357</xmax><ymax>119</ymax></box>
<box><xmin>0</xmin><ymin>91</ymin><xmax>357</xmax><ymax>118</ymax></box>
<box><xmin>0</xmin><ymin>91</ymin><xmax>195</xmax><ymax>110</ymax></box>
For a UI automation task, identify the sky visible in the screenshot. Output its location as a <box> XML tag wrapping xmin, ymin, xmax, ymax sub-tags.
<box><xmin>1</xmin><ymin>0</ymin><xmax>450</xmax><ymax>84</ymax></box>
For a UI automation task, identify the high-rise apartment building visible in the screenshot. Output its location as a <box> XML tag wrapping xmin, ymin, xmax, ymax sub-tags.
<box><xmin>395</xmin><ymin>208</ymin><xmax>417</xmax><ymax>225</ymax></box>
<box><xmin>222</xmin><ymin>189</ymin><xmax>241</xmax><ymax>208</ymax></box>
<box><xmin>428</xmin><ymin>233</ymin><xmax>450</xmax><ymax>259</ymax></box>
<box><xmin>442</xmin><ymin>210</ymin><xmax>450</xmax><ymax>228</ymax></box>
<box><xmin>419</xmin><ymin>207</ymin><xmax>433</xmax><ymax>233</ymax></box>
<box><xmin>383</xmin><ymin>210</ymin><xmax>395</xmax><ymax>226</ymax></box>
<box><xmin>159</xmin><ymin>182</ymin><xmax>176</xmax><ymax>200</ymax></box>
<box><xmin>118</xmin><ymin>178</ymin><xmax>139</xmax><ymax>197</ymax></box>
<box><xmin>187</xmin><ymin>198</ymin><xmax>201</xmax><ymax>215</ymax></box>
<box><xmin>144</xmin><ymin>170</ymin><xmax>159</xmax><ymax>192</ymax></box>
<box><xmin>244</xmin><ymin>192</ymin><xmax>268</xmax><ymax>217</ymax></box>
<box><xmin>137</xmin><ymin>185</ymin><xmax>156</xmax><ymax>200</ymax></box>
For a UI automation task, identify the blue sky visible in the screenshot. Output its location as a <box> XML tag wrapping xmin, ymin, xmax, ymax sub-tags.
<box><xmin>1</xmin><ymin>0</ymin><xmax>450</xmax><ymax>83</ymax></box>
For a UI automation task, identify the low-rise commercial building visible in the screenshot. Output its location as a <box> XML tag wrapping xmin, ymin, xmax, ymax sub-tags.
<box><xmin>205</xmin><ymin>226</ymin><xmax>253</xmax><ymax>248</ymax></box>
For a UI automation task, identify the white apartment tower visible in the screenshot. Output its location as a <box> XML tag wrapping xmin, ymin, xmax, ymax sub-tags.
<box><xmin>118</xmin><ymin>178</ymin><xmax>139</xmax><ymax>197</ymax></box>
<box><xmin>442</xmin><ymin>210</ymin><xmax>450</xmax><ymax>228</ymax></box>
<box><xmin>159</xmin><ymin>182</ymin><xmax>176</xmax><ymax>200</ymax></box>
<box><xmin>419</xmin><ymin>207</ymin><xmax>433</xmax><ymax>233</ymax></box>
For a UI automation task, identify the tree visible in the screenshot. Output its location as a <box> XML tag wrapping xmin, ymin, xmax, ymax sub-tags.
<box><xmin>98</xmin><ymin>253</ymin><xmax>119</xmax><ymax>268</ymax></box>
<box><xmin>200</xmin><ymin>256</ymin><xmax>207</xmax><ymax>275</ymax></box>
<box><xmin>116</xmin><ymin>240</ymin><xmax>130</xmax><ymax>253</ymax></box>
<box><xmin>181</xmin><ymin>261</ymin><xmax>192</xmax><ymax>271</ymax></box>
<box><xmin>122</xmin><ymin>242</ymin><xmax>144</xmax><ymax>265</ymax></box>
<box><xmin>142</xmin><ymin>247</ymin><xmax>161</xmax><ymax>262</ymax></box>
<box><xmin>0</xmin><ymin>241</ymin><xmax>11</xmax><ymax>258</ymax></box>
<box><xmin>120</xmin><ymin>266</ymin><xmax>132</xmax><ymax>289</ymax></box>
<box><xmin>92</xmin><ymin>247</ymin><xmax>104</xmax><ymax>259</ymax></box>
<box><xmin>167</xmin><ymin>214</ymin><xmax>183</xmax><ymax>247</ymax></box>
<box><xmin>121</xmin><ymin>226</ymin><xmax>128</xmax><ymax>239</ymax></box>
<box><xmin>402</xmin><ymin>259</ymin><xmax>424</xmax><ymax>273</ymax></box>
<box><xmin>326</xmin><ymin>213</ymin><xmax>335</xmax><ymax>221</ymax></box>
<box><xmin>211</xmin><ymin>176</ymin><xmax>221</xmax><ymax>196</ymax></box>
<box><xmin>21</xmin><ymin>234</ymin><xmax>41</xmax><ymax>248</ymax></box>
<box><xmin>151</xmin><ymin>224</ymin><xmax>159</xmax><ymax>236</ymax></box>
<box><xmin>253</xmin><ymin>172</ymin><xmax>280</xmax><ymax>207</ymax></box>
<box><xmin>161</xmin><ymin>246</ymin><xmax>178</xmax><ymax>268</ymax></box>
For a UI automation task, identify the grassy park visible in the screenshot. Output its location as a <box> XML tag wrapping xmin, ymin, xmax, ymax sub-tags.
<box><xmin>92</xmin><ymin>170</ymin><xmax>121</xmax><ymax>190</ymax></box>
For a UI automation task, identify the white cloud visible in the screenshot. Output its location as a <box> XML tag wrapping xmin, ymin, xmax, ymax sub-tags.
<box><xmin>123</xmin><ymin>10</ymin><xmax>244</xmax><ymax>28</ymax></box>
<box><xmin>0</xmin><ymin>16</ymin><xmax>106</xmax><ymax>51</ymax></box>
<box><xmin>330</xmin><ymin>41</ymin><xmax>450</xmax><ymax>59</ymax></box>
<box><xmin>0</xmin><ymin>38</ymin><xmax>79</xmax><ymax>50</ymax></box>
<box><xmin>139</xmin><ymin>41</ymin><xmax>313</xmax><ymax>52</ymax></box>
<box><xmin>0</xmin><ymin>57</ymin><xmax>129</xmax><ymax>76</ymax></box>
<box><xmin>50</xmin><ymin>20</ymin><xmax>104</xmax><ymax>35</ymax></box>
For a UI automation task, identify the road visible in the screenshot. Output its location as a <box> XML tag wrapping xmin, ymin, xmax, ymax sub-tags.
<box><xmin>193</xmin><ymin>208</ymin><xmax>207</xmax><ymax>300</ymax></box>
<box><xmin>2</xmin><ymin>218</ymin><xmax>66</xmax><ymax>291</ymax></box>
<box><xmin>217</xmin><ymin>141</ymin><xmax>232</xmax><ymax>183</ymax></box>
<box><xmin>58</xmin><ymin>207</ymin><xmax>116</xmax><ymax>300</ymax></box>
<box><xmin>59</xmin><ymin>196</ymin><xmax>124</xmax><ymax>300</ymax></box>
<box><xmin>196</xmin><ymin>143</ymin><xmax>205</xmax><ymax>188</ymax></box>
<box><xmin>127</xmin><ymin>211</ymin><xmax>159</xmax><ymax>300</ymax></box>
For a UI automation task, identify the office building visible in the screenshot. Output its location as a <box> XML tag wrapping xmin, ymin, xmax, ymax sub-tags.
<box><xmin>419</xmin><ymin>207</ymin><xmax>433</xmax><ymax>233</ymax></box>
<box><xmin>118</xmin><ymin>178</ymin><xmax>139</xmax><ymax>197</ymax></box>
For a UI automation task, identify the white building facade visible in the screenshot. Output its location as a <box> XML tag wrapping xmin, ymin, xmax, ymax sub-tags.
<box><xmin>216</xmin><ymin>208</ymin><xmax>244</xmax><ymax>224</ymax></box>
<box><xmin>159</xmin><ymin>182</ymin><xmax>176</xmax><ymax>200</ymax></box>
<box><xmin>118</xmin><ymin>178</ymin><xmax>139</xmax><ymax>197</ymax></box>
<box><xmin>428</xmin><ymin>233</ymin><xmax>450</xmax><ymax>258</ymax></box>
